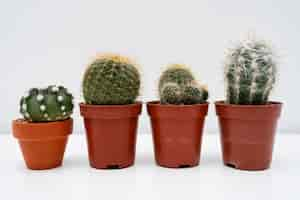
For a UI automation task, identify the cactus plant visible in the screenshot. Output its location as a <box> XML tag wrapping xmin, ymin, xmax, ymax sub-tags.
<box><xmin>182</xmin><ymin>82</ymin><xmax>208</xmax><ymax>105</ymax></box>
<box><xmin>159</xmin><ymin>64</ymin><xmax>194</xmax><ymax>90</ymax></box>
<box><xmin>82</xmin><ymin>54</ymin><xmax>140</xmax><ymax>105</ymax></box>
<box><xmin>159</xmin><ymin>64</ymin><xmax>208</xmax><ymax>105</ymax></box>
<box><xmin>20</xmin><ymin>85</ymin><xmax>74</xmax><ymax>122</ymax></box>
<box><xmin>160</xmin><ymin>82</ymin><xmax>182</xmax><ymax>105</ymax></box>
<box><xmin>224</xmin><ymin>38</ymin><xmax>277</xmax><ymax>105</ymax></box>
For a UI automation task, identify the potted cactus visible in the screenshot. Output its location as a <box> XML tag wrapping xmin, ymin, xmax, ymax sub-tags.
<box><xmin>215</xmin><ymin>37</ymin><xmax>283</xmax><ymax>170</ymax></box>
<box><xmin>79</xmin><ymin>53</ymin><xmax>142</xmax><ymax>169</ymax></box>
<box><xmin>12</xmin><ymin>85</ymin><xmax>74</xmax><ymax>170</ymax></box>
<box><xmin>147</xmin><ymin>64</ymin><xmax>209</xmax><ymax>168</ymax></box>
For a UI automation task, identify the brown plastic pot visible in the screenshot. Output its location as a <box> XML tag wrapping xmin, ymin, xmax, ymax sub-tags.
<box><xmin>147</xmin><ymin>101</ymin><xmax>209</xmax><ymax>168</ymax></box>
<box><xmin>79</xmin><ymin>102</ymin><xmax>142</xmax><ymax>169</ymax></box>
<box><xmin>12</xmin><ymin>118</ymin><xmax>73</xmax><ymax>170</ymax></box>
<box><xmin>215</xmin><ymin>101</ymin><xmax>282</xmax><ymax>171</ymax></box>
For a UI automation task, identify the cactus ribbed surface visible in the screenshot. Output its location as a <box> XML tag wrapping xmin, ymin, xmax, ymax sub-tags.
<box><xmin>224</xmin><ymin>38</ymin><xmax>277</xmax><ymax>105</ymax></box>
<box><xmin>83</xmin><ymin>54</ymin><xmax>140</xmax><ymax>105</ymax></box>
<box><xmin>20</xmin><ymin>85</ymin><xmax>74</xmax><ymax>122</ymax></box>
<box><xmin>159</xmin><ymin>64</ymin><xmax>208</xmax><ymax>105</ymax></box>
<box><xmin>182</xmin><ymin>82</ymin><xmax>208</xmax><ymax>105</ymax></box>
<box><xmin>159</xmin><ymin>64</ymin><xmax>194</xmax><ymax>89</ymax></box>
<box><xmin>160</xmin><ymin>82</ymin><xmax>182</xmax><ymax>105</ymax></box>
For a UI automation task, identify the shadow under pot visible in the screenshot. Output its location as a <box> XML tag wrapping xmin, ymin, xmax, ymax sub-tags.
<box><xmin>147</xmin><ymin>101</ymin><xmax>209</xmax><ymax>168</ymax></box>
<box><xmin>79</xmin><ymin>102</ymin><xmax>142</xmax><ymax>169</ymax></box>
<box><xmin>215</xmin><ymin>101</ymin><xmax>282</xmax><ymax>171</ymax></box>
<box><xmin>12</xmin><ymin>118</ymin><xmax>73</xmax><ymax>170</ymax></box>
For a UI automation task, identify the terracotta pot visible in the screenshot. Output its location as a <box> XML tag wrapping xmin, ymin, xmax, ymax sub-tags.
<box><xmin>12</xmin><ymin>118</ymin><xmax>73</xmax><ymax>170</ymax></box>
<box><xmin>215</xmin><ymin>101</ymin><xmax>282</xmax><ymax>171</ymax></box>
<box><xmin>79</xmin><ymin>102</ymin><xmax>142</xmax><ymax>169</ymax></box>
<box><xmin>147</xmin><ymin>101</ymin><xmax>209</xmax><ymax>168</ymax></box>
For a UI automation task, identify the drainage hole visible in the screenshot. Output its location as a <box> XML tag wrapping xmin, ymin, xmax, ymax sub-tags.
<box><xmin>178</xmin><ymin>165</ymin><xmax>191</xmax><ymax>168</ymax></box>
<box><xmin>106</xmin><ymin>165</ymin><xmax>120</xmax><ymax>169</ymax></box>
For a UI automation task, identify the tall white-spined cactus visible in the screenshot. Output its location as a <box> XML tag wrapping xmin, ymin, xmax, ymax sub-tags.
<box><xmin>224</xmin><ymin>37</ymin><xmax>277</xmax><ymax>105</ymax></box>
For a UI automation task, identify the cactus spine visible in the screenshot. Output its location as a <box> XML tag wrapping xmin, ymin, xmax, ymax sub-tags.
<box><xmin>82</xmin><ymin>54</ymin><xmax>140</xmax><ymax>105</ymax></box>
<box><xmin>20</xmin><ymin>85</ymin><xmax>74</xmax><ymax>122</ymax></box>
<box><xmin>159</xmin><ymin>64</ymin><xmax>208</xmax><ymax>105</ymax></box>
<box><xmin>224</xmin><ymin>38</ymin><xmax>277</xmax><ymax>105</ymax></box>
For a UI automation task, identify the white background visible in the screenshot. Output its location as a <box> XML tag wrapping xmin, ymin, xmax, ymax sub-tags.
<box><xmin>1</xmin><ymin>134</ymin><xmax>299</xmax><ymax>200</ymax></box>
<box><xmin>1</xmin><ymin>0</ymin><xmax>299</xmax><ymax>134</ymax></box>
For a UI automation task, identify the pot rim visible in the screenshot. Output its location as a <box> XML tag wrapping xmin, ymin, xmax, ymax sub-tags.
<box><xmin>215</xmin><ymin>100</ymin><xmax>282</xmax><ymax>108</ymax></box>
<box><xmin>215</xmin><ymin>101</ymin><xmax>282</xmax><ymax>120</ymax></box>
<box><xmin>147</xmin><ymin>100</ymin><xmax>209</xmax><ymax>108</ymax></box>
<box><xmin>79</xmin><ymin>101</ymin><xmax>143</xmax><ymax>119</ymax></box>
<box><xmin>12</xmin><ymin>118</ymin><xmax>73</xmax><ymax>141</ymax></box>
<box><xmin>147</xmin><ymin>101</ymin><xmax>209</xmax><ymax>119</ymax></box>
<box><xmin>79</xmin><ymin>101</ymin><xmax>143</xmax><ymax>108</ymax></box>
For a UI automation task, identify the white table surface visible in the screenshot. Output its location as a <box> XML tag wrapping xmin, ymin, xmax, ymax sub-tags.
<box><xmin>1</xmin><ymin>133</ymin><xmax>299</xmax><ymax>200</ymax></box>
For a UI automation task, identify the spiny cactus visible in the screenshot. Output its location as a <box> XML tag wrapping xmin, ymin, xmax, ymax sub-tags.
<box><xmin>83</xmin><ymin>54</ymin><xmax>140</xmax><ymax>105</ymax></box>
<box><xmin>182</xmin><ymin>82</ymin><xmax>208</xmax><ymax>105</ymax></box>
<box><xmin>159</xmin><ymin>64</ymin><xmax>208</xmax><ymax>105</ymax></box>
<box><xmin>160</xmin><ymin>82</ymin><xmax>182</xmax><ymax>105</ymax></box>
<box><xmin>20</xmin><ymin>85</ymin><xmax>74</xmax><ymax>122</ymax></box>
<box><xmin>159</xmin><ymin>64</ymin><xmax>194</xmax><ymax>90</ymax></box>
<box><xmin>224</xmin><ymin>37</ymin><xmax>277</xmax><ymax>105</ymax></box>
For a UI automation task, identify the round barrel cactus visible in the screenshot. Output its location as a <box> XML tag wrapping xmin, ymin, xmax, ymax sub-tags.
<box><xmin>159</xmin><ymin>64</ymin><xmax>208</xmax><ymax>105</ymax></box>
<box><xmin>83</xmin><ymin>54</ymin><xmax>140</xmax><ymax>105</ymax></box>
<box><xmin>224</xmin><ymin>38</ymin><xmax>277</xmax><ymax>105</ymax></box>
<box><xmin>20</xmin><ymin>85</ymin><xmax>74</xmax><ymax>122</ymax></box>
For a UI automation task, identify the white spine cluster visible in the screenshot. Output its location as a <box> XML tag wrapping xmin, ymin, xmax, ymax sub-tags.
<box><xmin>224</xmin><ymin>36</ymin><xmax>277</xmax><ymax>104</ymax></box>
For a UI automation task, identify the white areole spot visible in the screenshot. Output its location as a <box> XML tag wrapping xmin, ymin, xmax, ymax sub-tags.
<box><xmin>62</xmin><ymin>112</ymin><xmax>66</xmax><ymax>116</ymax></box>
<box><xmin>52</xmin><ymin>86</ymin><xmax>59</xmax><ymax>92</ymax></box>
<box><xmin>57</xmin><ymin>96</ymin><xmax>64</xmax><ymax>102</ymax></box>
<box><xmin>37</xmin><ymin>94</ymin><xmax>44</xmax><ymax>101</ymax></box>
<box><xmin>251</xmin><ymin>53</ymin><xmax>257</xmax><ymax>59</ymax></box>
<box><xmin>25</xmin><ymin>112</ymin><xmax>30</xmax><ymax>118</ymax></box>
<box><xmin>61</xmin><ymin>105</ymin><xmax>66</xmax><ymax>111</ymax></box>
<box><xmin>44</xmin><ymin>113</ymin><xmax>48</xmax><ymax>118</ymax></box>
<box><xmin>238</xmin><ymin>57</ymin><xmax>244</xmax><ymax>63</ymax></box>
<box><xmin>40</xmin><ymin>105</ymin><xmax>46</xmax><ymax>111</ymax></box>
<box><xmin>22</xmin><ymin>103</ymin><xmax>27</xmax><ymax>111</ymax></box>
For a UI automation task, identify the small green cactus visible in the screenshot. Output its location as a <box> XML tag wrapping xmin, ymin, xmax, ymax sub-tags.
<box><xmin>159</xmin><ymin>64</ymin><xmax>208</xmax><ymax>105</ymax></box>
<box><xmin>182</xmin><ymin>82</ymin><xmax>208</xmax><ymax>105</ymax></box>
<box><xmin>159</xmin><ymin>64</ymin><xmax>194</xmax><ymax>89</ymax></box>
<box><xmin>20</xmin><ymin>85</ymin><xmax>74</xmax><ymax>122</ymax></box>
<box><xmin>224</xmin><ymin>37</ymin><xmax>277</xmax><ymax>105</ymax></box>
<box><xmin>160</xmin><ymin>82</ymin><xmax>182</xmax><ymax>105</ymax></box>
<box><xmin>82</xmin><ymin>54</ymin><xmax>140</xmax><ymax>105</ymax></box>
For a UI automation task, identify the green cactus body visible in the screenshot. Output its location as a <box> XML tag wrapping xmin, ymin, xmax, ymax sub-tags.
<box><xmin>225</xmin><ymin>38</ymin><xmax>276</xmax><ymax>105</ymax></box>
<box><xmin>159</xmin><ymin>64</ymin><xmax>194</xmax><ymax>90</ymax></box>
<box><xmin>83</xmin><ymin>54</ymin><xmax>140</xmax><ymax>105</ymax></box>
<box><xmin>182</xmin><ymin>83</ymin><xmax>208</xmax><ymax>105</ymax></box>
<box><xmin>159</xmin><ymin>64</ymin><xmax>208</xmax><ymax>105</ymax></box>
<box><xmin>160</xmin><ymin>82</ymin><xmax>182</xmax><ymax>105</ymax></box>
<box><xmin>20</xmin><ymin>85</ymin><xmax>74</xmax><ymax>122</ymax></box>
